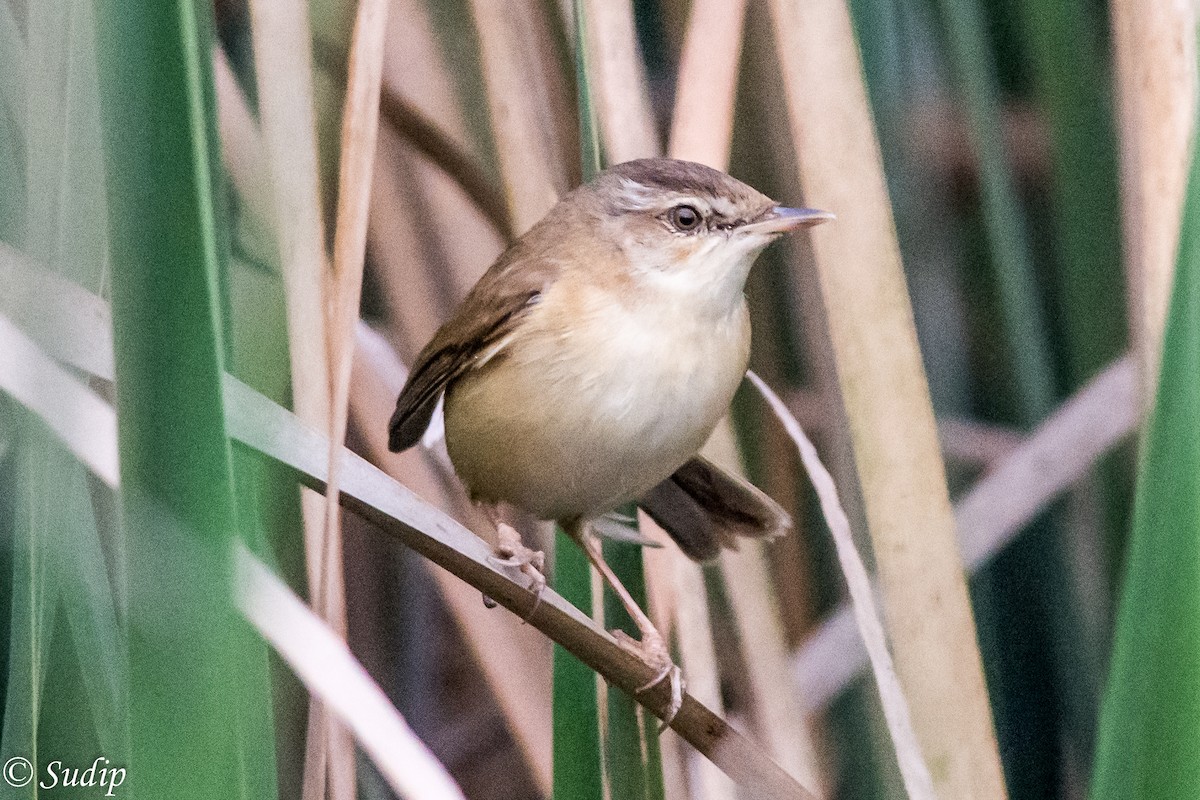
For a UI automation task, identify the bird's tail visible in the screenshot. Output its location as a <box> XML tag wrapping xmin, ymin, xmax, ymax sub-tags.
<box><xmin>637</xmin><ymin>456</ymin><xmax>791</xmax><ymax>562</ymax></box>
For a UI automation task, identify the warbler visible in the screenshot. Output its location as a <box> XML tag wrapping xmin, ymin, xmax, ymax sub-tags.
<box><xmin>389</xmin><ymin>158</ymin><xmax>830</xmax><ymax>713</ymax></box>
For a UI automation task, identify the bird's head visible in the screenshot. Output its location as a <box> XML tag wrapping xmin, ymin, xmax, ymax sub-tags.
<box><xmin>577</xmin><ymin>158</ymin><xmax>832</xmax><ymax>314</ymax></box>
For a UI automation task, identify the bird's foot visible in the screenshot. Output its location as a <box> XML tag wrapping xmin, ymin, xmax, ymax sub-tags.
<box><xmin>487</xmin><ymin>522</ymin><xmax>546</xmax><ymax>619</ymax></box>
<box><xmin>613</xmin><ymin>627</ymin><xmax>684</xmax><ymax>727</ymax></box>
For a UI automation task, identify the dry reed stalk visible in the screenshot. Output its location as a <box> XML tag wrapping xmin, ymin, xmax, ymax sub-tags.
<box><xmin>1110</xmin><ymin>0</ymin><xmax>1198</xmax><ymax>408</ymax></box>
<box><xmin>224</xmin><ymin>10</ymin><xmax>351</xmax><ymax>795</ymax></box>
<box><xmin>660</xmin><ymin>4</ymin><xmax>824</xmax><ymax>791</ymax></box>
<box><xmin>793</xmin><ymin>356</ymin><xmax>1138</xmax><ymax>711</ymax></box>
<box><xmin>321</xmin><ymin>0</ymin><xmax>389</xmax><ymax>628</ymax></box>
<box><xmin>469</xmin><ymin>0</ymin><xmax>574</xmax><ymax>233</ymax></box>
<box><xmin>379</xmin><ymin>0</ymin><xmax>507</xmax><ymax>294</ymax></box>
<box><xmin>319</xmin><ymin>3</ymin><xmax>390</xmax><ymax>799</ymax></box>
<box><xmin>212</xmin><ymin>51</ymin><xmax>274</xmax><ymax>234</ymax></box>
<box><xmin>349</xmin><ymin>323</ymin><xmax>554</xmax><ymax>795</ymax></box>
<box><xmin>667</xmin><ymin>0</ymin><xmax>748</xmax><ymax>167</ymax></box>
<box><xmin>767</xmin><ymin>2</ymin><xmax>1007</xmax><ymax>797</ymax></box>
<box><xmin>583</xmin><ymin>0</ymin><xmax>659</xmax><ymax>163</ymax></box>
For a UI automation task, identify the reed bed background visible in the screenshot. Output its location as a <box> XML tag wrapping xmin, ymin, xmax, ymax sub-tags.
<box><xmin>1</xmin><ymin>0</ymin><xmax>1197</xmax><ymax>799</ymax></box>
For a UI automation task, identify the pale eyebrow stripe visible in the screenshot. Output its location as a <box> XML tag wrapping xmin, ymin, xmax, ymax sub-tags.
<box><xmin>614</xmin><ymin>178</ymin><xmax>712</xmax><ymax>215</ymax></box>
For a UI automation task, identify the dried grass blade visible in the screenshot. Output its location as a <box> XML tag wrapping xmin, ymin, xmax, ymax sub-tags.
<box><xmin>319</xmin><ymin>0</ymin><xmax>389</xmax><ymax>766</ymax></box>
<box><xmin>766</xmin><ymin>1</ymin><xmax>1007</xmax><ymax>796</ymax></box>
<box><xmin>793</xmin><ymin>356</ymin><xmax>1138</xmax><ymax>710</ymax></box>
<box><xmin>748</xmin><ymin>372</ymin><xmax>935</xmax><ymax>800</ymax></box>
<box><xmin>324</xmin><ymin>0</ymin><xmax>391</xmax><ymax>630</ymax></box>
<box><xmin>0</xmin><ymin>314</ymin><xmax>118</xmax><ymax>488</ymax></box>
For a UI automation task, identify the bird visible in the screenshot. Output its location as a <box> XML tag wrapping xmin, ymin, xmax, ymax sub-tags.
<box><xmin>388</xmin><ymin>157</ymin><xmax>831</xmax><ymax>716</ymax></box>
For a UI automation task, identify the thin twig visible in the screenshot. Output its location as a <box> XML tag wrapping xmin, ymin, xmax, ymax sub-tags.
<box><xmin>749</xmin><ymin>372</ymin><xmax>936</xmax><ymax>800</ymax></box>
<box><xmin>320</xmin><ymin>21</ymin><xmax>390</xmax><ymax>800</ymax></box>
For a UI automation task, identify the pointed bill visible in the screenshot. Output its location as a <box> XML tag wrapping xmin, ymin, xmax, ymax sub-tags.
<box><xmin>742</xmin><ymin>206</ymin><xmax>835</xmax><ymax>236</ymax></box>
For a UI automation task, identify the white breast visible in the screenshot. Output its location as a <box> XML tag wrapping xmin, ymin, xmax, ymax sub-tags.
<box><xmin>443</xmin><ymin>277</ymin><xmax>751</xmax><ymax>521</ymax></box>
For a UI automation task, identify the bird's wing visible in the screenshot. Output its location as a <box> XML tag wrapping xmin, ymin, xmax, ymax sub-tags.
<box><xmin>387</xmin><ymin>252</ymin><xmax>557</xmax><ymax>453</ymax></box>
<box><xmin>638</xmin><ymin>456</ymin><xmax>791</xmax><ymax>561</ymax></box>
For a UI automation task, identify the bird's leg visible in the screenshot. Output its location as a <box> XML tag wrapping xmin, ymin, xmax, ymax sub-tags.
<box><xmin>574</xmin><ymin>523</ymin><xmax>683</xmax><ymax>724</ymax></box>
<box><xmin>482</xmin><ymin>505</ymin><xmax>546</xmax><ymax>613</ymax></box>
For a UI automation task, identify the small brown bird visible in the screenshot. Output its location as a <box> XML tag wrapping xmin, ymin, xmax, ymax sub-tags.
<box><xmin>389</xmin><ymin>158</ymin><xmax>830</xmax><ymax>710</ymax></box>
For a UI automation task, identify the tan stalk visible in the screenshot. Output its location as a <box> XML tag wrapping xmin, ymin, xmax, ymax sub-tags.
<box><xmin>242</xmin><ymin>3</ymin><xmax>345</xmax><ymax>796</ymax></box>
<box><xmin>469</xmin><ymin>0</ymin><xmax>574</xmax><ymax>232</ymax></box>
<box><xmin>667</xmin><ymin>0</ymin><xmax>748</xmax><ymax>167</ymax></box>
<box><xmin>662</xmin><ymin>2</ymin><xmax>824</xmax><ymax>792</ymax></box>
<box><xmin>1110</xmin><ymin>0</ymin><xmax>1198</xmax><ymax>408</ymax></box>
<box><xmin>767</xmin><ymin>1</ymin><xmax>1007</xmax><ymax>798</ymax></box>
<box><xmin>584</xmin><ymin>0</ymin><xmax>659</xmax><ymax>163</ymax></box>
<box><xmin>320</xmin><ymin>2</ymin><xmax>390</xmax><ymax>799</ymax></box>
<box><xmin>793</xmin><ymin>357</ymin><xmax>1138</xmax><ymax>711</ymax></box>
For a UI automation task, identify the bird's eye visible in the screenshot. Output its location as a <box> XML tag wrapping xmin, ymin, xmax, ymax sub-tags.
<box><xmin>667</xmin><ymin>204</ymin><xmax>703</xmax><ymax>232</ymax></box>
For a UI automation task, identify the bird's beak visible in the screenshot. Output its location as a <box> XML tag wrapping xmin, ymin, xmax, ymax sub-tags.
<box><xmin>742</xmin><ymin>206</ymin><xmax>835</xmax><ymax>236</ymax></box>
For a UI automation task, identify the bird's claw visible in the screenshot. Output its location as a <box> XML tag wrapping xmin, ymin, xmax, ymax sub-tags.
<box><xmin>613</xmin><ymin>628</ymin><xmax>684</xmax><ymax>727</ymax></box>
<box><xmin>487</xmin><ymin>523</ymin><xmax>545</xmax><ymax>621</ymax></box>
